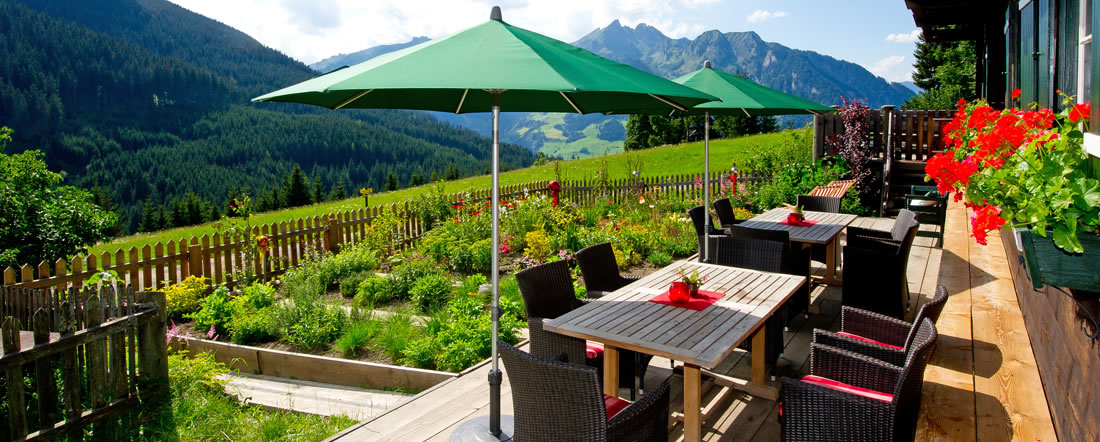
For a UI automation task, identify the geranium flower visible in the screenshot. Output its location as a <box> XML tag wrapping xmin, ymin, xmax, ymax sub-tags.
<box><xmin>1011</xmin><ymin>89</ymin><xmax>1021</xmax><ymax>100</ymax></box>
<box><xmin>969</xmin><ymin>205</ymin><xmax>1005</xmax><ymax>245</ymax></box>
<box><xmin>1070</xmin><ymin>103</ymin><xmax>1091</xmax><ymax>123</ymax></box>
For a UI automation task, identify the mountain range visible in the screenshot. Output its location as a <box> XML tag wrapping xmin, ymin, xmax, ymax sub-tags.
<box><xmin>0</xmin><ymin>0</ymin><xmax>534</xmax><ymax>234</ymax></box>
<box><xmin>313</xmin><ymin>21</ymin><xmax>915</xmax><ymax>159</ymax></box>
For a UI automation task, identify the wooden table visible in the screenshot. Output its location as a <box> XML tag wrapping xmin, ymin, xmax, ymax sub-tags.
<box><xmin>544</xmin><ymin>261</ymin><xmax>805</xmax><ymax>442</ymax></box>
<box><xmin>734</xmin><ymin>208</ymin><xmax>858</xmax><ymax>285</ymax></box>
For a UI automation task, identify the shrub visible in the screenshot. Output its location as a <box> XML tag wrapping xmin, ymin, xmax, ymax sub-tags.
<box><xmin>335</xmin><ymin>319</ymin><xmax>381</xmax><ymax>358</ymax></box>
<box><xmin>402</xmin><ymin>292</ymin><xmax>521</xmax><ymax>372</ymax></box>
<box><xmin>186</xmin><ymin>286</ymin><xmax>235</xmax><ymax>336</ymax></box>
<box><xmin>355</xmin><ymin>275</ymin><xmax>395</xmax><ymax>306</ymax></box>
<box><xmin>412</xmin><ymin>181</ymin><xmax>453</xmax><ymax>229</ymax></box>
<box><xmin>460</xmin><ymin>274</ymin><xmax>488</xmax><ymax>296</ymax></box>
<box><xmin>497</xmin><ymin>276</ymin><xmax>525</xmax><ymax>319</ymax></box>
<box><xmin>647</xmin><ymin>251</ymin><xmax>673</xmax><ymax>267</ymax></box>
<box><xmin>280</xmin><ymin>302</ymin><xmax>347</xmax><ymax>350</ymax></box>
<box><xmin>163</xmin><ymin>276</ymin><xmax>210</xmax><ymax>319</ymax></box>
<box><xmin>340</xmin><ymin>270</ymin><xmax>373</xmax><ymax>297</ymax></box>
<box><xmin>227</xmin><ymin>306</ymin><xmax>279</xmax><ymax>344</ymax></box>
<box><xmin>409</xmin><ymin>273</ymin><xmax>454</xmax><ymax>312</ymax></box>
<box><xmin>523</xmin><ymin>230</ymin><xmax>551</xmax><ymax>261</ymax></box>
<box><xmin>233</xmin><ymin>282</ymin><xmax>276</xmax><ymax>310</ymax></box>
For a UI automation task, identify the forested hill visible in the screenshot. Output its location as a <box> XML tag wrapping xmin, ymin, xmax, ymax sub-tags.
<box><xmin>0</xmin><ymin>0</ymin><xmax>535</xmax><ymax>234</ymax></box>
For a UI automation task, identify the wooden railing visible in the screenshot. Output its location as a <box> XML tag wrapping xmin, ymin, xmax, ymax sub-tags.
<box><xmin>1</xmin><ymin>174</ymin><xmax>765</xmax><ymax>292</ymax></box>
<box><xmin>813</xmin><ymin>107</ymin><xmax>953</xmax><ymax>162</ymax></box>
<box><xmin>0</xmin><ymin>284</ymin><xmax>167</xmax><ymax>440</ymax></box>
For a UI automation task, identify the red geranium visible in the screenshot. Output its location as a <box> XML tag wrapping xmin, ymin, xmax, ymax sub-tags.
<box><xmin>969</xmin><ymin>205</ymin><xmax>1005</xmax><ymax>246</ymax></box>
<box><xmin>1069</xmin><ymin>103</ymin><xmax>1091</xmax><ymax>123</ymax></box>
<box><xmin>1011</xmin><ymin>89</ymin><xmax>1021</xmax><ymax>100</ymax></box>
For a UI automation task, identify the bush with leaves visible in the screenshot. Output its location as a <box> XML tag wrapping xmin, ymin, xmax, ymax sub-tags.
<box><xmin>355</xmin><ymin>275</ymin><xmax>396</xmax><ymax>306</ymax></box>
<box><xmin>827</xmin><ymin>98</ymin><xmax>880</xmax><ymax>208</ymax></box>
<box><xmin>409</xmin><ymin>273</ymin><xmax>454</xmax><ymax>312</ymax></box>
<box><xmin>403</xmin><ymin>291</ymin><xmax>522</xmax><ymax>372</ymax></box>
<box><xmin>412</xmin><ymin>181</ymin><xmax>454</xmax><ymax>229</ymax></box>
<box><xmin>227</xmin><ymin>306</ymin><xmax>279</xmax><ymax>344</ymax></box>
<box><xmin>163</xmin><ymin>276</ymin><xmax>211</xmax><ymax>319</ymax></box>
<box><xmin>340</xmin><ymin>270</ymin><xmax>374</xmax><ymax>297</ymax></box>
<box><xmin>186</xmin><ymin>286</ymin><xmax>235</xmax><ymax>336</ymax></box>
<box><xmin>279</xmin><ymin>301</ymin><xmax>347</xmax><ymax>350</ymax></box>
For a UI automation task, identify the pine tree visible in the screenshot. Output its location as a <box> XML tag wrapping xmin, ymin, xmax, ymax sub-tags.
<box><xmin>138</xmin><ymin>199</ymin><xmax>160</xmax><ymax>232</ymax></box>
<box><xmin>385</xmin><ymin>172</ymin><xmax>399</xmax><ymax>191</ymax></box>
<box><xmin>409</xmin><ymin>173</ymin><xmax>425</xmax><ymax>187</ymax></box>
<box><xmin>311</xmin><ymin>174</ymin><xmax>324</xmax><ymax>204</ymax></box>
<box><xmin>624</xmin><ymin>114</ymin><xmax>654</xmax><ymax>151</ymax></box>
<box><xmin>444</xmin><ymin>164</ymin><xmax>461</xmax><ymax>180</ymax></box>
<box><xmin>283</xmin><ymin>164</ymin><xmax>311</xmax><ymax>207</ymax></box>
<box><xmin>328</xmin><ymin>179</ymin><xmax>348</xmax><ymax>201</ymax></box>
<box><xmin>430</xmin><ymin>170</ymin><xmax>440</xmax><ymax>182</ymax></box>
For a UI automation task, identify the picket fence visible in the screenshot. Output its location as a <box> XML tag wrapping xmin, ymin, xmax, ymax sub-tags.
<box><xmin>2</xmin><ymin>173</ymin><xmax>765</xmax><ymax>292</ymax></box>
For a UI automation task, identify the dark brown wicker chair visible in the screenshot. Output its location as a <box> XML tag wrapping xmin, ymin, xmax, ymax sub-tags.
<box><xmin>779</xmin><ymin>318</ymin><xmax>938</xmax><ymax>442</ymax></box>
<box><xmin>713</xmin><ymin>198</ymin><xmax>743</xmax><ymax>229</ymax></box>
<box><xmin>842</xmin><ymin>210</ymin><xmax>921</xmax><ymax>318</ymax></box>
<box><xmin>814</xmin><ymin>285</ymin><xmax>947</xmax><ymax>366</ymax></box>
<box><xmin>688</xmin><ymin>205</ymin><xmax>725</xmax><ymax>263</ymax></box>
<box><xmin>576</xmin><ymin>242</ymin><xmax>639</xmax><ymax>298</ymax></box>
<box><xmin>498</xmin><ymin>340</ymin><xmax>671</xmax><ymax>442</ymax></box>
<box><xmin>516</xmin><ymin>260</ymin><xmax>652</xmax><ymax>400</ymax></box>
<box><xmin>726</xmin><ymin>226</ymin><xmax>812</xmax><ymax>321</ymax></box>
<box><xmin>713</xmin><ymin>236</ymin><xmax>792</xmax><ymax>377</ymax></box>
<box><xmin>796</xmin><ymin>195</ymin><xmax>842</xmax><ymax>213</ymax></box>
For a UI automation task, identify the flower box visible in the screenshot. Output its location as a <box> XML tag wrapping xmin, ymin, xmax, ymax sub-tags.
<box><xmin>1018</xmin><ymin>227</ymin><xmax>1100</xmax><ymax>291</ymax></box>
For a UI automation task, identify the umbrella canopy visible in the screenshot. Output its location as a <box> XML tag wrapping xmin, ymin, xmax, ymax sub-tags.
<box><xmin>253</xmin><ymin>10</ymin><xmax>716</xmax><ymax>112</ymax></box>
<box><xmin>253</xmin><ymin>7</ymin><xmax>717</xmax><ymax>441</ymax></box>
<box><xmin>671</xmin><ymin>61</ymin><xmax>834</xmax><ymax>116</ymax></box>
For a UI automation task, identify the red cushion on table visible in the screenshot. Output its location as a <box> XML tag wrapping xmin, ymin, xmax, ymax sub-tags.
<box><xmin>800</xmin><ymin>375</ymin><xmax>894</xmax><ymax>403</ymax></box>
<box><xmin>586</xmin><ymin>341</ymin><xmax>604</xmax><ymax>359</ymax></box>
<box><xmin>603</xmin><ymin>394</ymin><xmax>630</xmax><ymax>419</ymax></box>
<box><xmin>836</xmin><ymin>332</ymin><xmax>905</xmax><ymax>350</ymax></box>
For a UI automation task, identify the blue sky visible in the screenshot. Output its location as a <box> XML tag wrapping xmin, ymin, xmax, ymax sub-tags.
<box><xmin>169</xmin><ymin>0</ymin><xmax>922</xmax><ymax>83</ymax></box>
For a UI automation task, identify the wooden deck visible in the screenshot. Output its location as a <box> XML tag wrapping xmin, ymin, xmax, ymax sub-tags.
<box><xmin>328</xmin><ymin>211</ymin><xmax>1056</xmax><ymax>441</ymax></box>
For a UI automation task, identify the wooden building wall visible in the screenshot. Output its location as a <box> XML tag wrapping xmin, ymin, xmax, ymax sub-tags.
<box><xmin>1001</xmin><ymin>228</ymin><xmax>1100</xmax><ymax>441</ymax></box>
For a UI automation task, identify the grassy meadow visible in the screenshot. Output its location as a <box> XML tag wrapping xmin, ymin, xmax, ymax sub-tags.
<box><xmin>87</xmin><ymin>130</ymin><xmax>795</xmax><ymax>258</ymax></box>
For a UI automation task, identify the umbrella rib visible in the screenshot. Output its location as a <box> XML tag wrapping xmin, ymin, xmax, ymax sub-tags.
<box><xmin>333</xmin><ymin>89</ymin><xmax>374</xmax><ymax>109</ymax></box>
<box><xmin>742</xmin><ymin>108</ymin><xmax>752</xmax><ymax>117</ymax></box>
<box><xmin>649</xmin><ymin>94</ymin><xmax>687</xmax><ymax>111</ymax></box>
<box><xmin>560</xmin><ymin>92</ymin><xmax>584</xmax><ymax>114</ymax></box>
<box><xmin>456</xmin><ymin>89</ymin><xmax>469</xmax><ymax>113</ymax></box>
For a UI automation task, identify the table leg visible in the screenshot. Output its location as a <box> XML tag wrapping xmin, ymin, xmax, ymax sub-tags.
<box><xmin>751</xmin><ymin>325</ymin><xmax>766</xmax><ymax>386</ymax></box>
<box><xmin>603</xmin><ymin>345</ymin><xmax>619</xmax><ymax>397</ymax></box>
<box><xmin>683</xmin><ymin>363</ymin><xmax>702</xmax><ymax>442</ymax></box>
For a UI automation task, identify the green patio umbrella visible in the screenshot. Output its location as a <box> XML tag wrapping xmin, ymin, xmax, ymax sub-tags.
<box><xmin>671</xmin><ymin>61</ymin><xmax>833</xmax><ymax>262</ymax></box>
<box><xmin>253</xmin><ymin>7</ymin><xmax>717</xmax><ymax>441</ymax></box>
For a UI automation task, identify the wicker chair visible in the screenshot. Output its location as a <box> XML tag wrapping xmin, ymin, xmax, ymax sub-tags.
<box><xmin>516</xmin><ymin>260</ymin><xmax>652</xmax><ymax>400</ymax></box>
<box><xmin>726</xmin><ymin>226</ymin><xmax>812</xmax><ymax>321</ymax></box>
<box><xmin>796</xmin><ymin>195</ymin><xmax>842</xmax><ymax>213</ymax></box>
<box><xmin>842</xmin><ymin>210</ymin><xmax>921</xmax><ymax>318</ymax></box>
<box><xmin>814</xmin><ymin>285</ymin><xmax>947</xmax><ymax>366</ymax></box>
<box><xmin>498</xmin><ymin>340</ymin><xmax>671</xmax><ymax>442</ymax></box>
<box><xmin>688</xmin><ymin>205</ymin><xmax>725</xmax><ymax>263</ymax></box>
<box><xmin>576</xmin><ymin>242</ymin><xmax>639</xmax><ymax>298</ymax></box>
<box><xmin>713</xmin><ymin>198</ymin><xmax>743</xmax><ymax>229</ymax></box>
<box><xmin>713</xmin><ymin>236</ymin><xmax>791</xmax><ymax>377</ymax></box>
<box><xmin>905</xmin><ymin>185</ymin><xmax>948</xmax><ymax>246</ymax></box>
<box><xmin>779</xmin><ymin>318</ymin><xmax>938</xmax><ymax>441</ymax></box>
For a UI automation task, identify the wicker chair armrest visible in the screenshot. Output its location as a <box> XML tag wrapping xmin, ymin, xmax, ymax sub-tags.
<box><xmin>846</xmin><ymin>226</ymin><xmax>891</xmax><ymax>240</ymax></box>
<box><xmin>529</xmin><ymin>317</ymin><xmax>588</xmax><ymax>365</ymax></box>
<box><xmin>608</xmin><ymin>380</ymin><xmax>671</xmax><ymax>442</ymax></box>
<box><xmin>585</xmin><ymin>290</ymin><xmax>610</xmax><ymax>299</ymax></box>
<box><xmin>846</xmin><ymin>235</ymin><xmax>902</xmax><ymax>256</ymax></box>
<box><xmin>840</xmin><ymin>306</ymin><xmax>912</xmax><ymax>347</ymax></box>
<box><xmin>779</xmin><ymin>377</ymin><xmax>894</xmax><ymax>441</ymax></box>
<box><xmin>809</xmin><ymin>343</ymin><xmax>901</xmax><ymax>393</ymax></box>
<box><xmin>812</xmin><ymin>330</ymin><xmax>908</xmax><ymax>367</ymax></box>
<box><xmin>621</xmin><ymin>275</ymin><xmax>641</xmax><ymax>285</ymax></box>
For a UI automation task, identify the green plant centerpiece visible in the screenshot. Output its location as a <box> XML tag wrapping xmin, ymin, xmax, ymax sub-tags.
<box><xmin>926</xmin><ymin>92</ymin><xmax>1099</xmax><ymax>289</ymax></box>
<box><xmin>677</xmin><ymin>266</ymin><xmax>707</xmax><ymax>297</ymax></box>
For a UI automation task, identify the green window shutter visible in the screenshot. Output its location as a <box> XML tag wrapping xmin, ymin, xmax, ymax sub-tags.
<box><xmin>1039</xmin><ymin>0</ymin><xmax>1052</xmax><ymax>107</ymax></box>
<box><xmin>1022</xmin><ymin>1</ymin><xmax>1038</xmax><ymax>104</ymax></box>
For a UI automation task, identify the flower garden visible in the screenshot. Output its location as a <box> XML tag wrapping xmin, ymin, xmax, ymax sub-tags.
<box><xmin>159</xmin><ymin>128</ymin><xmax>873</xmax><ymax>375</ymax></box>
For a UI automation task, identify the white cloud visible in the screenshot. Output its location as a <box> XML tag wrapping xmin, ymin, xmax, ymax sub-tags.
<box><xmin>863</xmin><ymin>55</ymin><xmax>913</xmax><ymax>82</ymax></box>
<box><xmin>168</xmin><ymin>0</ymin><xmax>724</xmax><ymax>64</ymax></box>
<box><xmin>886</xmin><ymin>29</ymin><xmax>921</xmax><ymax>43</ymax></box>
<box><xmin>745</xmin><ymin>9</ymin><xmax>788</xmax><ymax>23</ymax></box>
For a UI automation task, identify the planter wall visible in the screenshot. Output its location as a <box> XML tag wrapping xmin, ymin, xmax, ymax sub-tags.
<box><xmin>1002</xmin><ymin>228</ymin><xmax>1100</xmax><ymax>441</ymax></box>
<box><xmin>169</xmin><ymin>336</ymin><xmax>454</xmax><ymax>392</ymax></box>
<box><xmin>1017</xmin><ymin>228</ymin><xmax>1100</xmax><ymax>291</ymax></box>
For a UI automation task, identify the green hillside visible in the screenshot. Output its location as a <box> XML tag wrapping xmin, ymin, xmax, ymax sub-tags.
<box><xmin>88</xmin><ymin>130</ymin><xmax>791</xmax><ymax>257</ymax></box>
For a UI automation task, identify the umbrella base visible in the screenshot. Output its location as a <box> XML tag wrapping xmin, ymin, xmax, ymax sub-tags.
<box><xmin>449</xmin><ymin>415</ymin><xmax>514</xmax><ymax>442</ymax></box>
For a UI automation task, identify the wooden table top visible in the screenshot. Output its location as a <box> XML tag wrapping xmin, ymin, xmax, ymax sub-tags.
<box><xmin>544</xmin><ymin>261</ymin><xmax>805</xmax><ymax>369</ymax></box>
<box><xmin>733</xmin><ymin>208</ymin><xmax>859</xmax><ymax>245</ymax></box>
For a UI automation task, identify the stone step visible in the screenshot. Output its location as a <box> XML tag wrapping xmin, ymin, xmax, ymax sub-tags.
<box><xmin>219</xmin><ymin>372</ymin><xmax>414</xmax><ymax>420</ymax></box>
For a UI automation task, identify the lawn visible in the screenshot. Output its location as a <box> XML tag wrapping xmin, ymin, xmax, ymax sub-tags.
<box><xmin>89</xmin><ymin>130</ymin><xmax>793</xmax><ymax>258</ymax></box>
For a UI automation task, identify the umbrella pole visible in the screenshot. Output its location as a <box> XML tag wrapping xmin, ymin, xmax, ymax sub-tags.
<box><xmin>703</xmin><ymin>111</ymin><xmax>710</xmax><ymax>263</ymax></box>
<box><xmin>489</xmin><ymin>93</ymin><xmax>503</xmax><ymax>437</ymax></box>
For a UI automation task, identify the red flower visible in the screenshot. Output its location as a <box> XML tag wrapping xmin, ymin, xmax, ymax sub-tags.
<box><xmin>1069</xmin><ymin>103</ymin><xmax>1091</xmax><ymax>123</ymax></box>
<box><xmin>1011</xmin><ymin>89</ymin><xmax>1021</xmax><ymax>100</ymax></box>
<box><xmin>969</xmin><ymin>205</ymin><xmax>1006</xmax><ymax>245</ymax></box>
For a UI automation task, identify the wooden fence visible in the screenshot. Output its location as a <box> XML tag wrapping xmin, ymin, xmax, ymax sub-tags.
<box><xmin>813</xmin><ymin>106</ymin><xmax>953</xmax><ymax>162</ymax></box>
<box><xmin>0</xmin><ymin>174</ymin><xmax>764</xmax><ymax>292</ymax></box>
<box><xmin>0</xmin><ymin>284</ymin><xmax>168</xmax><ymax>440</ymax></box>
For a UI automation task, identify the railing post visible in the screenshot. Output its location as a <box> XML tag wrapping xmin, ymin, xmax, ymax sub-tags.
<box><xmin>325</xmin><ymin>216</ymin><xmax>341</xmax><ymax>253</ymax></box>
<box><xmin>187</xmin><ymin>243</ymin><xmax>204</xmax><ymax>280</ymax></box>
<box><xmin>880</xmin><ymin>105</ymin><xmax>896</xmax><ymax>217</ymax></box>
<box><xmin>812</xmin><ymin>112</ymin><xmax>825</xmax><ymax>161</ymax></box>
<box><xmin>137</xmin><ymin>290</ymin><xmax>168</xmax><ymax>392</ymax></box>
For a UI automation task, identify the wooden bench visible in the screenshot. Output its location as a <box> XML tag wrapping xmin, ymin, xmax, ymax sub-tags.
<box><xmin>808</xmin><ymin>179</ymin><xmax>856</xmax><ymax>198</ymax></box>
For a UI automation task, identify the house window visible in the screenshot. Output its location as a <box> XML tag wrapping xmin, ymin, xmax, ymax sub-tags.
<box><xmin>1080</xmin><ymin>0</ymin><xmax>1093</xmax><ymax>102</ymax></box>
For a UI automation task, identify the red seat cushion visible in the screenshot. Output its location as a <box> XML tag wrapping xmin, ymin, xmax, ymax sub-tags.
<box><xmin>836</xmin><ymin>332</ymin><xmax>905</xmax><ymax>350</ymax></box>
<box><xmin>603</xmin><ymin>394</ymin><xmax>630</xmax><ymax>419</ymax></box>
<box><xmin>801</xmin><ymin>375</ymin><xmax>894</xmax><ymax>403</ymax></box>
<box><xmin>586</xmin><ymin>341</ymin><xmax>604</xmax><ymax>359</ymax></box>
